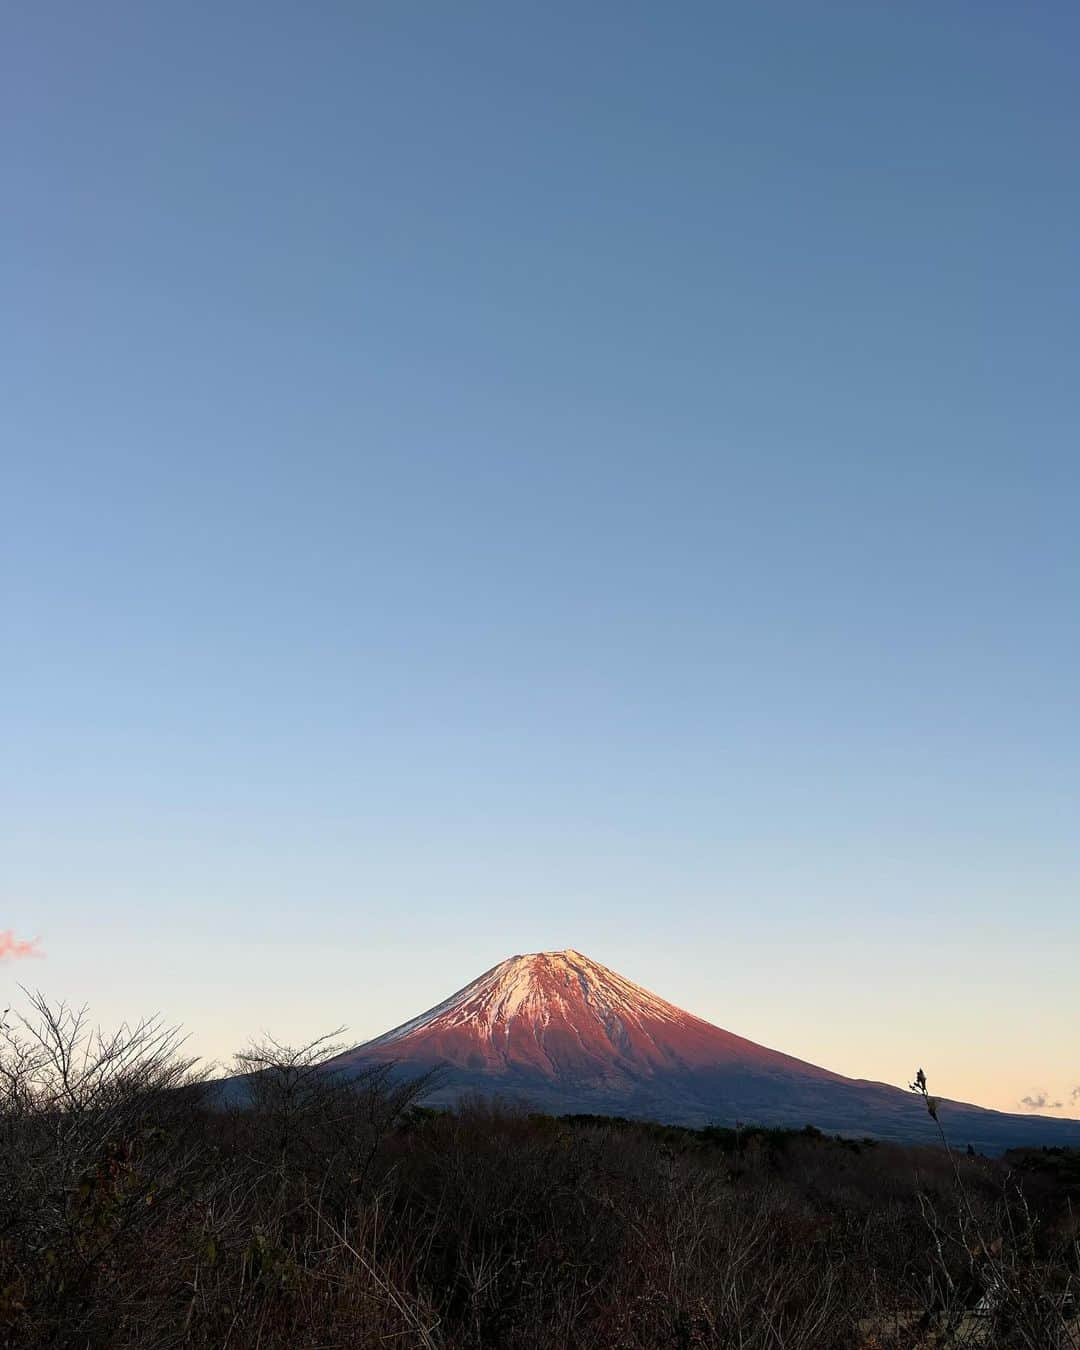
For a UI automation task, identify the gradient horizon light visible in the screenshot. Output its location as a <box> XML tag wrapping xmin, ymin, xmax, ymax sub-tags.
<box><xmin>3</xmin><ymin>2</ymin><xmax>1078</xmax><ymax>1118</ymax></box>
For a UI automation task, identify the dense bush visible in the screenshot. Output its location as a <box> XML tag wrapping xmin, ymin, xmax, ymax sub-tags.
<box><xmin>0</xmin><ymin>995</ymin><xmax>1076</xmax><ymax>1348</ymax></box>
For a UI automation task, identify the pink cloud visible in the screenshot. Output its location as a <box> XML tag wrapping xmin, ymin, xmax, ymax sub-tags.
<box><xmin>0</xmin><ymin>931</ymin><xmax>43</xmax><ymax>961</ymax></box>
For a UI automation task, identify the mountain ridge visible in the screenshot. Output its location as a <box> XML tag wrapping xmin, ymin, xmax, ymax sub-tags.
<box><xmin>328</xmin><ymin>949</ymin><xmax>1080</xmax><ymax>1154</ymax></box>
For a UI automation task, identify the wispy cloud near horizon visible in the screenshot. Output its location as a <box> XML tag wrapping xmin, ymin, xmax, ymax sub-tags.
<box><xmin>0</xmin><ymin>931</ymin><xmax>43</xmax><ymax>961</ymax></box>
<box><xmin>1020</xmin><ymin>1091</ymin><xmax>1063</xmax><ymax>1111</ymax></box>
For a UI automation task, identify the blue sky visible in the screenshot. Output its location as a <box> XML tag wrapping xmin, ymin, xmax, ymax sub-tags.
<box><xmin>4</xmin><ymin>2</ymin><xmax>1078</xmax><ymax>1113</ymax></box>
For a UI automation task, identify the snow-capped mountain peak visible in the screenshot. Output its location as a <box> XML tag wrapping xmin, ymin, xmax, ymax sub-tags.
<box><xmin>364</xmin><ymin>949</ymin><xmax>684</xmax><ymax>1050</ymax></box>
<box><xmin>321</xmin><ymin>947</ymin><xmax>1080</xmax><ymax>1152</ymax></box>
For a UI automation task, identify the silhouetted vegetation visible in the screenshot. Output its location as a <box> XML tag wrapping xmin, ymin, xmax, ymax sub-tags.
<box><xmin>1</xmin><ymin>995</ymin><xmax>1077</xmax><ymax>1347</ymax></box>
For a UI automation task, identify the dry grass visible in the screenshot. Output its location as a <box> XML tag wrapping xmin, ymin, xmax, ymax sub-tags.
<box><xmin>0</xmin><ymin>995</ymin><xmax>1076</xmax><ymax>1348</ymax></box>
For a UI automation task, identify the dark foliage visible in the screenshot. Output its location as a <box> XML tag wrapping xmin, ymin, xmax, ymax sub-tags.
<box><xmin>1</xmin><ymin>996</ymin><xmax>1077</xmax><ymax>1348</ymax></box>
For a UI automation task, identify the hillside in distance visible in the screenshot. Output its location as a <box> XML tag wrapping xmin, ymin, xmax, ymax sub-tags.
<box><xmin>330</xmin><ymin>950</ymin><xmax>1080</xmax><ymax>1154</ymax></box>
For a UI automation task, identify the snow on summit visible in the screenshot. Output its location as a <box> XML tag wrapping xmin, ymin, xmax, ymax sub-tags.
<box><xmin>364</xmin><ymin>949</ymin><xmax>683</xmax><ymax>1049</ymax></box>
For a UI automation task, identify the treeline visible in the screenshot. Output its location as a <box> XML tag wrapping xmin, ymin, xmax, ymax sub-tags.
<box><xmin>0</xmin><ymin>993</ymin><xmax>1077</xmax><ymax>1348</ymax></box>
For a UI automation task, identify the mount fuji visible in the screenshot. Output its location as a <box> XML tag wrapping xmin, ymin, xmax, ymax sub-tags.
<box><xmin>328</xmin><ymin>949</ymin><xmax>1080</xmax><ymax>1154</ymax></box>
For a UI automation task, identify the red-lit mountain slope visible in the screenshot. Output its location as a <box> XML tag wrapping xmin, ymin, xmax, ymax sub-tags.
<box><xmin>348</xmin><ymin>948</ymin><xmax>841</xmax><ymax>1085</ymax></box>
<box><xmin>328</xmin><ymin>950</ymin><xmax>1080</xmax><ymax>1154</ymax></box>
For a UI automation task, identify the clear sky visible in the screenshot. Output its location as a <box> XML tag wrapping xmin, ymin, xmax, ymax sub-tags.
<box><xmin>4</xmin><ymin>2</ymin><xmax>1078</xmax><ymax>1117</ymax></box>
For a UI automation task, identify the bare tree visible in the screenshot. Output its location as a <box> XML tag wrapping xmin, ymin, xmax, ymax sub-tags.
<box><xmin>231</xmin><ymin>1031</ymin><xmax>437</xmax><ymax>1199</ymax></box>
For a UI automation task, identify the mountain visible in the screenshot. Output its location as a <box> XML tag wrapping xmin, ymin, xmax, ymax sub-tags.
<box><xmin>330</xmin><ymin>949</ymin><xmax>1080</xmax><ymax>1154</ymax></box>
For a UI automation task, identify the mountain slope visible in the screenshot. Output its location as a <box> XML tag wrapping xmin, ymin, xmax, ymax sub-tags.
<box><xmin>330</xmin><ymin>949</ymin><xmax>1080</xmax><ymax>1153</ymax></box>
